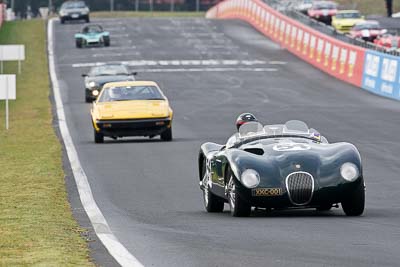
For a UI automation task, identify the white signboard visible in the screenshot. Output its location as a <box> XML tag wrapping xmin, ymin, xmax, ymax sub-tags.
<box><xmin>39</xmin><ymin>7</ymin><xmax>49</xmax><ymax>19</ymax></box>
<box><xmin>0</xmin><ymin>75</ymin><xmax>16</xmax><ymax>100</ymax></box>
<box><xmin>0</xmin><ymin>74</ymin><xmax>16</xmax><ymax>130</ymax></box>
<box><xmin>0</xmin><ymin>45</ymin><xmax>25</xmax><ymax>61</ymax></box>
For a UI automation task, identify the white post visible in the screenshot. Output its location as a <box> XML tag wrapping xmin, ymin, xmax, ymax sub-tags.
<box><xmin>150</xmin><ymin>0</ymin><xmax>153</xmax><ymax>12</ymax></box>
<box><xmin>5</xmin><ymin>77</ymin><xmax>9</xmax><ymax>130</ymax></box>
<box><xmin>170</xmin><ymin>0</ymin><xmax>174</xmax><ymax>12</ymax></box>
<box><xmin>196</xmin><ymin>0</ymin><xmax>200</xmax><ymax>12</ymax></box>
<box><xmin>135</xmin><ymin>0</ymin><xmax>139</xmax><ymax>12</ymax></box>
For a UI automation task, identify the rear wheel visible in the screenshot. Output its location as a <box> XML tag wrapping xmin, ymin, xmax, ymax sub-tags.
<box><xmin>60</xmin><ymin>18</ymin><xmax>65</xmax><ymax>24</ymax></box>
<box><xmin>94</xmin><ymin>130</ymin><xmax>104</xmax><ymax>143</ymax></box>
<box><xmin>227</xmin><ymin>168</ymin><xmax>251</xmax><ymax>217</ymax></box>
<box><xmin>76</xmin><ymin>38</ymin><xmax>83</xmax><ymax>48</ymax></box>
<box><xmin>342</xmin><ymin>179</ymin><xmax>365</xmax><ymax>216</ymax></box>
<box><xmin>202</xmin><ymin>171</ymin><xmax>224</xmax><ymax>213</ymax></box>
<box><xmin>160</xmin><ymin>128</ymin><xmax>172</xmax><ymax>141</ymax></box>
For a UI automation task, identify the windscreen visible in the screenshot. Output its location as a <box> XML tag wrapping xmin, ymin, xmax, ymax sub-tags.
<box><xmin>355</xmin><ymin>23</ymin><xmax>381</xmax><ymax>30</ymax></box>
<box><xmin>83</xmin><ymin>26</ymin><xmax>103</xmax><ymax>33</ymax></box>
<box><xmin>63</xmin><ymin>1</ymin><xmax>86</xmax><ymax>9</ymax></box>
<box><xmin>336</xmin><ymin>12</ymin><xmax>361</xmax><ymax>19</ymax></box>
<box><xmin>98</xmin><ymin>86</ymin><xmax>164</xmax><ymax>102</ymax></box>
<box><xmin>238</xmin><ymin>122</ymin><xmax>264</xmax><ymax>138</ymax></box>
<box><xmin>234</xmin><ymin>120</ymin><xmax>327</xmax><ymax>146</ymax></box>
<box><xmin>314</xmin><ymin>2</ymin><xmax>336</xmax><ymax>9</ymax></box>
<box><xmin>90</xmin><ymin>65</ymin><xmax>129</xmax><ymax>76</ymax></box>
<box><xmin>283</xmin><ymin>120</ymin><xmax>310</xmax><ymax>135</ymax></box>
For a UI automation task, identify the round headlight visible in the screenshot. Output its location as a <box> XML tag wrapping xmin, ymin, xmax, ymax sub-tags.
<box><xmin>92</xmin><ymin>90</ymin><xmax>99</xmax><ymax>96</ymax></box>
<box><xmin>340</xmin><ymin>162</ymin><xmax>359</xmax><ymax>182</ymax></box>
<box><xmin>89</xmin><ymin>81</ymin><xmax>97</xmax><ymax>88</ymax></box>
<box><xmin>241</xmin><ymin>169</ymin><xmax>260</xmax><ymax>188</ymax></box>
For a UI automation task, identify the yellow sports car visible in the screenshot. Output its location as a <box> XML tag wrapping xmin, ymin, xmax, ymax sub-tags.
<box><xmin>332</xmin><ymin>10</ymin><xmax>365</xmax><ymax>33</ymax></box>
<box><xmin>91</xmin><ymin>81</ymin><xmax>173</xmax><ymax>143</ymax></box>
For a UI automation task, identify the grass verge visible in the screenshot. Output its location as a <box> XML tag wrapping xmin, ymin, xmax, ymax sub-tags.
<box><xmin>336</xmin><ymin>0</ymin><xmax>398</xmax><ymax>16</ymax></box>
<box><xmin>91</xmin><ymin>11</ymin><xmax>205</xmax><ymax>18</ymax></box>
<box><xmin>0</xmin><ymin>20</ymin><xmax>92</xmax><ymax>266</ymax></box>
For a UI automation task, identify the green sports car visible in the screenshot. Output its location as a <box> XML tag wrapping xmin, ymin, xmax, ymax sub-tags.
<box><xmin>75</xmin><ymin>25</ymin><xmax>110</xmax><ymax>48</ymax></box>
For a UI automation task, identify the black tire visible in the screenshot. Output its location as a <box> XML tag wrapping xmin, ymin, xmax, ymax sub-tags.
<box><xmin>85</xmin><ymin>90</ymin><xmax>91</xmax><ymax>103</ymax></box>
<box><xmin>94</xmin><ymin>130</ymin><xmax>104</xmax><ymax>143</ymax></box>
<box><xmin>226</xmin><ymin>168</ymin><xmax>251</xmax><ymax>217</ymax></box>
<box><xmin>60</xmin><ymin>18</ymin><xmax>65</xmax><ymax>24</ymax></box>
<box><xmin>76</xmin><ymin>38</ymin><xmax>83</xmax><ymax>48</ymax></box>
<box><xmin>342</xmin><ymin>179</ymin><xmax>365</xmax><ymax>216</ymax></box>
<box><xmin>201</xmin><ymin>161</ymin><xmax>224</xmax><ymax>213</ymax></box>
<box><xmin>104</xmin><ymin>36</ymin><xmax>110</xmax><ymax>47</ymax></box>
<box><xmin>85</xmin><ymin>16</ymin><xmax>90</xmax><ymax>23</ymax></box>
<box><xmin>160</xmin><ymin>127</ymin><xmax>172</xmax><ymax>141</ymax></box>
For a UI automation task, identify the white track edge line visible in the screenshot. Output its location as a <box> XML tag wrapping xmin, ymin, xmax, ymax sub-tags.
<box><xmin>48</xmin><ymin>18</ymin><xmax>143</xmax><ymax>267</ymax></box>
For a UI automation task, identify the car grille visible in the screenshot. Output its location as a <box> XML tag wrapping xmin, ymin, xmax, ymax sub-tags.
<box><xmin>340</xmin><ymin>26</ymin><xmax>353</xmax><ymax>32</ymax></box>
<box><xmin>285</xmin><ymin>172</ymin><xmax>314</xmax><ymax>205</ymax></box>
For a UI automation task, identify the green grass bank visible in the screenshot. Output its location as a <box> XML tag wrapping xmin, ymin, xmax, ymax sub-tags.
<box><xmin>0</xmin><ymin>20</ymin><xmax>92</xmax><ymax>266</ymax></box>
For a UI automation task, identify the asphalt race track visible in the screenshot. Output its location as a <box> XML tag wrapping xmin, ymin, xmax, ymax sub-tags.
<box><xmin>53</xmin><ymin>18</ymin><xmax>400</xmax><ymax>267</ymax></box>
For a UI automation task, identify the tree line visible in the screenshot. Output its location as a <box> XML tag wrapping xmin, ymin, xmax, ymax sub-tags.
<box><xmin>2</xmin><ymin>0</ymin><xmax>220</xmax><ymax>15</ymax></box>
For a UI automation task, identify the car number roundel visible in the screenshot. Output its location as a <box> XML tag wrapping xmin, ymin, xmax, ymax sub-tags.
<box><xmin>273</xmin><ymin>143</ymin><xmax>311</xmax><ymax>152</ymax></box>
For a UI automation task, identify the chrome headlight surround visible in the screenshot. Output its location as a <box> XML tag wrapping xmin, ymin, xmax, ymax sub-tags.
<box><xmin>340</xmin><ymin>162</ymin><xmax>359</xmax><ymax>182</ymax></box>
<box><xmin>241</xmin><ymin>169</ymin><xmax>260</xmax><ymax>188</ymax></box>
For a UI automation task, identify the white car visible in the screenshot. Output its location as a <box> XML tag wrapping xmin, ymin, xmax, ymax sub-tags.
<box><xmin>59</xmin><ymin>1</ymin><xmax>90</xmax><ymax>24</ymax></box>
<box><xmin>295</xmin><ymin>0</ymin><xmax>314</xmax><ymax>14</ymax></box>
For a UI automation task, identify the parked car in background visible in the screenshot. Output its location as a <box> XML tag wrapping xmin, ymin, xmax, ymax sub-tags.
<box><xmin>295</xmin><ymin>0</ymin><xmax>314</xmax><ymax>14</ymax></box>
<box><xmin>59</xmin><ymin>1</ymin><xmax>89</xmax><ymax>24</ymax></box>
<box><xmin>374</xmin><ymin>33</ymin><xmax>400</xmax><ymax>49</ymax></box>
<box><xmin>349</xmin><ymin>21</ymin><xmax>387</xmax><ymax>42</ymax></box>
<box><xmin>331</xmin><ymin>10</ymin><xmax>365</xmax><ymax>33</ymax></box>
<box><xmin>82</xmin><ymin>64</ymin><xmax>136</xmax><ymax>102</ymax></box>
<box><xmin>307</xmin><ymin>1</ymin><xmax>338</xmax><ymax>25</ymax></box>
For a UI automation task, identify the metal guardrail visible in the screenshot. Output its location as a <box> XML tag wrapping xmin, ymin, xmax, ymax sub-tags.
<box><xmin>262</xmin><ymin>0</ymin><xmax>400</xmax><ymax>57</ymax></box>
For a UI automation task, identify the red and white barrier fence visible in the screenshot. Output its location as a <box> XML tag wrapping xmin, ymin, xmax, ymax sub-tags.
<box><xmin>206</xmin><ymin>0</ymin><xmax>365</xmax><ymax>87</ymax></box>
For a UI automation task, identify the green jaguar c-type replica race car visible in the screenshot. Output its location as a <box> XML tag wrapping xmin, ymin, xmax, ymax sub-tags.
<box><xmin>75</xmin><ymin>25</ymin><xmax>110</xmax><ymax>48</ymax></box>
<box><xmin>198</xmin><ymin>120</ymin><xmax>365</xmax><ymax>217</ymax></box>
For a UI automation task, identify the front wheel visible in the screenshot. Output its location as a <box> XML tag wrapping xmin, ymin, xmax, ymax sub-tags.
<box><xmin>94</xmin><ymin>130</ymin><xmax>104</xmax><ymax>143</ymax></box>
<box><xmin>227</xmin><ymin>169</ymin><xmax>251</xmax><ymax>217</ymax></box>
<box><xmin>85</xmin><ymin>16</ymin><xmax>90</xmax><ymax>23</ymax></box>
<box><xmin>104</xmin><ymin>36</ymin><xmax>110</xmax><ymax>47</ymax></box>
<box><xmin>342</xmin><ymin>179</ymin><xmax>365</xmax><ymax>216</ymax></box>
<box><xmin>160</xmin><ymin>128</ymin><xmax>172</xmax><ymax>141</ymax></box>
<box><xmin>76</xmin><ymin>38</ymin><xmax>83</xmax><ymax>48</ymax></box>
<box><xmin>85</xmin><ymin>90</ymin><xmax>91</xmax><ymax>103</ymax></box>
<box><xmin>202</xmin><ymin>172</ymin><xmax>224</xmax><ymax>213</ymax></box>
